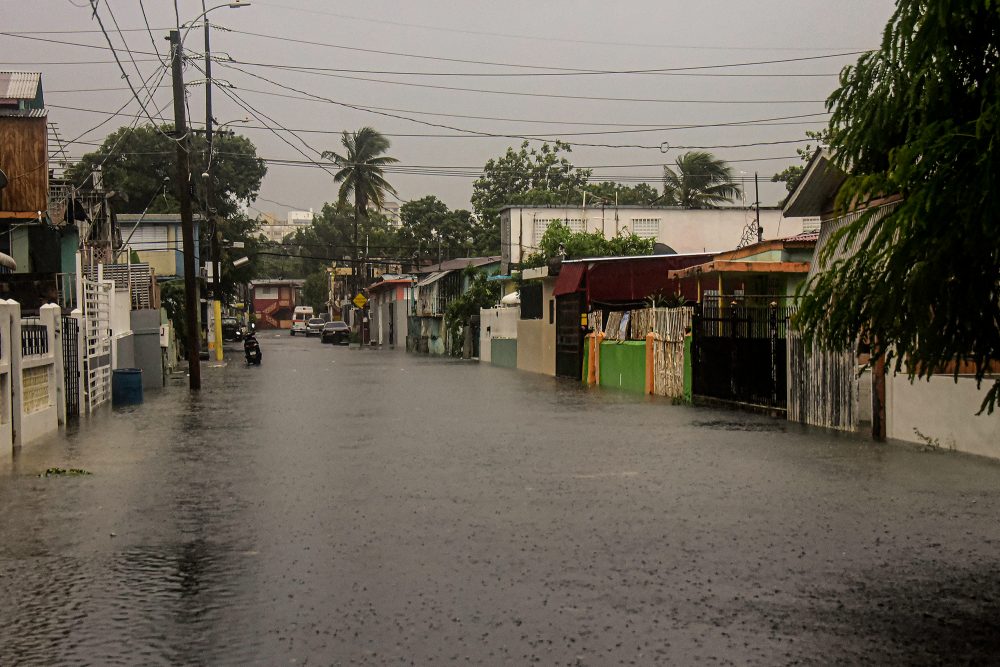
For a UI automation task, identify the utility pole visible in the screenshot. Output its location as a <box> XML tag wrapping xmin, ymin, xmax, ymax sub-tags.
<box><xmin>203</xmin><ymin>3</ymin><xmax>224</xmax><ymax>361</ymax></box>
<box><xmin>755</xmin><ymin>172</ymin><xmax>762</xmax><ymax>243</ymax></box>
<box><xmin>169</xmin><ymin>30</ymin><xmax>201</xmax><ymax>389</ymax></box>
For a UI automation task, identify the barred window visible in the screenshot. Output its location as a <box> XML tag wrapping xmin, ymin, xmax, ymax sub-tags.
<box><xmin>631</xmin><ymin>218</ymin><xmax>660</xmax><ymax>239</ymax></box>
<box><xmin>533</xmin><ymin>219</ymin><xmax>550</xmax><ymax>244</ymax></box>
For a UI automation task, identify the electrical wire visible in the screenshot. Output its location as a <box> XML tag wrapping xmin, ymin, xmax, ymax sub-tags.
<box><xmin>216</xmin><ymin>62</ymin><xmax>815</xmax><ymax>150</ymax></box>
<box><xmin>86</xmin><ymin>0</ymin><xmax>178</xmax><ymax>142</ymax></box>
<box><xmin>222</xmin><ymin>26</ymin><xmax>865</xmax><ymax>73</ymax></box>
<box><xmin>249</xmin><ymin>2</ymin><xmax>868</xmax><ymax>53</ymax></box>
<box><xmin>223</xmin><ymin>59</ymin><xmax>830</xmax><ymax>105</ymax></box>
<box><xmin>224</xmin><ymin>56</ymin><xmax>841</xmax><ymax>78</ymax></box>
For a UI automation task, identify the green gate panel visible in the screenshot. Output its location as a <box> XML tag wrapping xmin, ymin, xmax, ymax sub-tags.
<box><xmin>598</xmin><ymin>341</ymin><xmax>646</xmax><ymax>394</ymax></box>
<box><xmin>491</xmin><ymin>338</ymin><xmax>518</xmax><ymax>369</ymax></box>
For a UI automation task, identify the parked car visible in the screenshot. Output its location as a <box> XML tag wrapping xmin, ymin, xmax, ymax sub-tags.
<box><xmin>321</xmin><ymin>320</ymin><xmax>351</xmax><ymax>345</ymax></box>
<box><xmin>305</xmin><ymin>317</ymin><xmax>326</xmax><ymax>337</ymax></box>
<box><xmin>221</xmin><ymin>317</ymin><xmax>242</xmax><ymax>341</ymax></box>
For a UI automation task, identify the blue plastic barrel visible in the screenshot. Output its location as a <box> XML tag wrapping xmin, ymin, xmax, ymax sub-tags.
<box><xmin>112</xmin><ymin>368</ymin><xmax>144</xmax><ymax>406</ymax></box>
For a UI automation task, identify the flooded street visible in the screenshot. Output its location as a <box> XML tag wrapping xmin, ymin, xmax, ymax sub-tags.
<box><xmin>1</xmin><ymin>334</ymin><xmax>999</xmax><ymax>664</ymax></box>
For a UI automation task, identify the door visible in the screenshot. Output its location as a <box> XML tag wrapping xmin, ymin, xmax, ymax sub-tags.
<box><xmin>555</xmin><ymin>293</ymin><xmax>585</xmax><ymax>379</ymax></box>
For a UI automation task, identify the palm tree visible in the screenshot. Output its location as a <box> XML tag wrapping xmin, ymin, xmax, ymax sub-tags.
<box><xmin>661</xmin><ymin>151</ymin><xmax>742</xmax><ymax>208</ymax></box>
<box><xmin>322</xmin><ymin>127</ymin><xmax>398</xmax><ymax>292</ymax></box>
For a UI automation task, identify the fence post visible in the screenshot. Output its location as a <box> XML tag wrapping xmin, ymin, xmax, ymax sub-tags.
<box><xmin>9</xmin><ymin>300</ymin><xmax>23</xmax><ymax>448</ymax></box>
<box><xmin>0</xmin><ymin>300</ymin><xmax>14</xmax><ymax>453</ymax></box>
<box><xmin>41</xmin><ymin>304</ymin><xmax>66</xmax><ymax>426</ymax></box>
<box><xmin>645</xmin><ymin>332</ymin><xmax>655</xmax><ymax>395</ymax></box>
<box><xmin>769</xmin><ymin>302</ymin><xmax>778</xmax><ymax>409</ymax></box>
<box><xmin>72</xmin><ymin>308</ymin><xmax>85</xmax><ymax>416</ymax></box>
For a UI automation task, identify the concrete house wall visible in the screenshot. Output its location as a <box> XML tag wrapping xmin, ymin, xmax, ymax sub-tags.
<box><xmin>501</xmin><ymin>206</ymin><xmax>806</xmax><ymax>269</ymax></box>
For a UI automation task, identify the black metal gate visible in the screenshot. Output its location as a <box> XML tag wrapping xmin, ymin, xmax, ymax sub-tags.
<box><xmin>555</xmin><ymin>293</ymin><xmax>585</xmax><ymax>378</ymax></box>
<box><xmin>61</xmin><ymin>316</ymin><xmax>80</xmax><ymax>418</ymax></box>
<box><xmin>691</xmin><ymin>303</ymin><xmax>791</xmax><ymax>410</ymax></box>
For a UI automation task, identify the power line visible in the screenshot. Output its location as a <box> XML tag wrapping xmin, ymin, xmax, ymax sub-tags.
<box><xmin>223</xmin><ymin>26</ymin><xmax>865</xmax><ymax>73</ymax></box>
<box><xmin>250</xmin><ymin>2</ymin><xmax>870</xmax><ymax>53</ymax></box>
<box><xmin>44</xmin><ymin>101</ymin><xmax>829</xmax><ymax>144</ymax></box>
<box><xmin>45</xmin><ymin>96</ymin><xmax>830</xmax><ymax>131</ymax></box>
<box><xmin>216</xmin><ymin>62</ymin><xmax>817</xmax><ymax>150</ymax></box>
<box><xmin>223</xmin><ymin>59</ymin><xmax>830</xmax><ymax>105</ymax></box>
<box><xmin>224</xmin><ymin>57</ymin><xmax>841</xmax><ymax>78</ymax></box>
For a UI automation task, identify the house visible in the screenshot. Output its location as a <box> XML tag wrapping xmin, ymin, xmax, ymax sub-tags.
<box><xmin>666</xmin><ymin>232</ymin><xmax>818</xmax><ymax>306</ymax></box>
<box><xmin>117</xmin><ymin>213</ymin><xmax>202</xmax><ymax>279</ymax></box>
<box><xmin>409</xmin><ymin>256</ymin><xmax>500</xmax><ymax>355</ymax></box>
<box><xmin>0</xmin><ymin>71</ymin><xmax>81</xmax><ymax>311</ymax></box>
<box><xmin>367</xmin><ymin>274</ymin><xmax>415</xmax><ymax>347</ymax></box>
<box><xmin>500</xmin><ymin>204</ymin><xmax>811</xmax><ymax>273</ymax></box>
<box><xmin>251</xmin><ymin>278</ymin><xmax>303</xmax><ymax>329</ymax></box>
<box><xmin>782</xmin><ymin>149</ymin><xmax>1000</xmax><ymax>457</ymax></box>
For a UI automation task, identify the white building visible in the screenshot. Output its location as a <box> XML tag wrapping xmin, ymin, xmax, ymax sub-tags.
<box><xmin>500</xmin><ymin>205</ymin><xmax>813</xmax><ymax>271</ymax></box>
<box><xmin>377</xmin><ymin>201</ymin><xmax>401</xmax><ymax>227</ymax></box>
<box><xmin>259</xmin><ymin>209</ymin><xmax>314</xmax><ymax>243</ymax></box>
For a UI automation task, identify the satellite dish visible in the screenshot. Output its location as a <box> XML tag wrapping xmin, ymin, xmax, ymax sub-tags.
<box><xmin>653</xmin><ymin>242</ymin><xmax>677</xmax><ymax>255</ymax></box>
<box><xmin>0</xmin><ymin>168</ymin><xmax>8</xmax><ymax>190</ymax></box>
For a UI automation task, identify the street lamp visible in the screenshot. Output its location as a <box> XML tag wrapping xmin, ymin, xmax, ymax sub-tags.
<box><xmin>167</xmin><ymin>0</ymin><xmax>251</xmax><ymax>389</ymax></box>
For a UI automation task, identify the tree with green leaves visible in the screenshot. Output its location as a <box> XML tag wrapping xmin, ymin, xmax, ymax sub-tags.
<box><xmin>661</xmin><ymin>151</ymin><xmax>741</xmax><ymax>208</ymax></box>
<box><xmin>322</xmin><ymin>127</ymin><xmax>398</xmax><ymax>260</ymax></box>
<box><xmin>66</xmin><ymin>124</ymin><xmax>266</xmax><ymax>219</ymax></box>
<box><xmin>522</xmin><ymin>220</ymin><xmax>654</xmax><ymax>268</ymax></box>
<box><xmin>398</xmin><ymin>195</ymin><xmax>478</xmax><ymax>260</ymax></box>
<box><xmin>795</xmin><ymin>0</ymin><xmax>1000</xmax><ymax>414</ymax></box>
<box><xmin>444</xmin><ymin>266</ymin><xmax>501</xmax><ymax>356</ymax></box>
<box><xmin>582</xmin><ymin>181</ymin><xmax>660</xmax><ymax>206</ymax></box>
<box><xmin>471</xmin><ymin>141</ymin><xmax>592</xmax><ymax>253</ymax></box>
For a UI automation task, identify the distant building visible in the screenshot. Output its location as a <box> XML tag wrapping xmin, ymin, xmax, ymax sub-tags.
<box><xmin>250</xmin><ymin>278</ymin><xmax>303</xmax><ymax>329</ymax></box>
<box><xmin>258</xmin><ymin>208</ymin><xmax>314</xmax><ymax>243</ymax></box>
<box><xmin>118</xmin><ymin>213</ymin><xmax>203</xmax><ymax>279</ymax></box>
<box><xmin>377</xmin><ymin>201</ymin><xmax>401</xmax><ymax>227</ymax></box>
<box><xmin>499</xmin><ymin>205</ymin><xmax>808</xmax><ymax>273</ymax></box>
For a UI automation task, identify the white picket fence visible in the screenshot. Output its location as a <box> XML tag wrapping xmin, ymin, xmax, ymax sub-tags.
<box><xmin>82</xmin><ymin>277</ymin><xmax>113</xmax><ymax>413</ymax></box>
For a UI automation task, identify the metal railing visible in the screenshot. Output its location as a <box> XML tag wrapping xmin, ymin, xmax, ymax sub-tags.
<box><xmin>21</xmin><ymin>321</ymin><xmax>49</xmax><ymax>357</ymax></box>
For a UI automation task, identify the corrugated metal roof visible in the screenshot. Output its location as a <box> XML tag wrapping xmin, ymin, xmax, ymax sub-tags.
<box><xmin>416</xmin><ymin>271</ymin><xmax>449</xmax><ymax>288</ymax></box>
<box><xmin>0</xmin><ymin>72</ymin><xmax>41</xmax><ymax>100</ymax></box>
<box><xmin>0</xmin><ymin>108</ymin><xmax>46</xmax><ymax>118</ymax></box>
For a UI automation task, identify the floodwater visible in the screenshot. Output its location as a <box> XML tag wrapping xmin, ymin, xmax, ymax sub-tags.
<box><xmin>1</xmin><ymin>334</ymin><xmax>1000</xmax><ymax>665</ymax></box>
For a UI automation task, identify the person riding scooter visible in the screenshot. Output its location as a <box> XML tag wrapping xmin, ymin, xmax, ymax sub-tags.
<box><xmin>243</xmin><ymin>323</ymin><xmax>262</xmax><ymax>365</ymax></box>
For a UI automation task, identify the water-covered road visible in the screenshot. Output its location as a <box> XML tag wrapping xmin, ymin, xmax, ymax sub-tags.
<box><xmin>1</xmin><ymin>333</ymin><xmax>999</xmax><ymax>664</ymax></box>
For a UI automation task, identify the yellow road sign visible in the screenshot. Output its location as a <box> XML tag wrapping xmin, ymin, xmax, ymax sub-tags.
<box><xmin>352</xmin><ymin>293</ymin><xmax>368</xmax><ymax>309</ymax></box>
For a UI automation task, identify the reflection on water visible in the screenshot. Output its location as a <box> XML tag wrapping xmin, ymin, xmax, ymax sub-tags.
<box><xmin>1</xmin><ymin>339</ymin><xmax>1000</xmax><ymax>664</ymax></box>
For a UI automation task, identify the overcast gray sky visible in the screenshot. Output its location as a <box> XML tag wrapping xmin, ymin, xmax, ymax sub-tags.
<box><xmin>4</xmin><ymin>0</ymin><xmax>896</xmax><ymax>217</ymax></box>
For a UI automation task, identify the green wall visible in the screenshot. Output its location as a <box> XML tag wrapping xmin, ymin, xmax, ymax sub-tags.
<box><xmin>598</xmin><ymin>341</ymin><xmax>647</xmax><ymax>394</ymax></box>
<box><xmin>491</xmin><ymin>338</ymin><xmax>518</xmax><ymax>369</ymax></box>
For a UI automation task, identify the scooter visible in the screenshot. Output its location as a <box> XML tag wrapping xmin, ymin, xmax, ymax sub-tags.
<box><xmin>243</xmin><ymin>324</ymin><xmax>262</xmax><ymax>365</ymax></box>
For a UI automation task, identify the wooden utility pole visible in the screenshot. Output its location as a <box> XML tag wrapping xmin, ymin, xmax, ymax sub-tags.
<box><xmin>169</xmin><ymin>29</ymin><xmax>201</xmax><ymax>390</ymax></box>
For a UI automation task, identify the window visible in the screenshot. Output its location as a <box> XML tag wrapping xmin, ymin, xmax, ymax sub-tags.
<box><xmin>520</xmin><ymin>283</ymin><xmax>543</xmax><ymax>319</ymax></box>
<box><xmin>631</xmin><ymin>218</ymin><xmax>660</xmax><ymax>239</ymax></box>
<box><xmin>128</xmin><ymin>224</ymin><xmax>169</xmax><ymax>250</ymax></box>
<box><xmin>256</xmin><ymin>286</ymin><xmax>278</xmax><ymax>299</ymax></box>
<box><xmin>533</xmin><ymin>219</ymin><xmax>550</xmax><ymax>244</ymax></box>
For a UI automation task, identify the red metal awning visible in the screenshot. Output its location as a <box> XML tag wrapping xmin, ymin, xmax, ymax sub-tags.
<box><xmin>552</xmin><ymin>262</ymin><xmax>586</xmax><ymax>296</ymax></box>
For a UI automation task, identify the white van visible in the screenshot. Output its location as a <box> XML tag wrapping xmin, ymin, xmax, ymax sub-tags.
<box><xmin>290</xmin><ymin>306</ymin><xmax>314</xmax><ymax>336</ymax></box>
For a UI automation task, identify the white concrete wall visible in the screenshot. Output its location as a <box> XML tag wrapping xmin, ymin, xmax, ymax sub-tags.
<box><xmin>0</xmin><ymin>300</ymin><xmax>15</xmax><ymax>453</ymax></box>
<box><xmin>479</xmin><ymin>306</ymin><xmax>520</xmax><ymax>364</ymax></box>
<box><xmin>12</xmin><ymin>303</ymin><xmax>61</xmax><ymax>448</ymax></box>
<box><xmin>887</xmin><ymin>374</ymin><xmax>1000</xmax><ymax>459</ymax></box>
<box><xmin>502</xmin><ymin>206</ymin><xmax>807</xmax><ymax>265</ymax></box>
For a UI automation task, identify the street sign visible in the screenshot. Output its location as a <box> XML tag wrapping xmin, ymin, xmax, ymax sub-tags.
<box><xmin>352</xmin><ymin>293</ymin><xmax>368</xmax><ymax>309</ymax></box>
